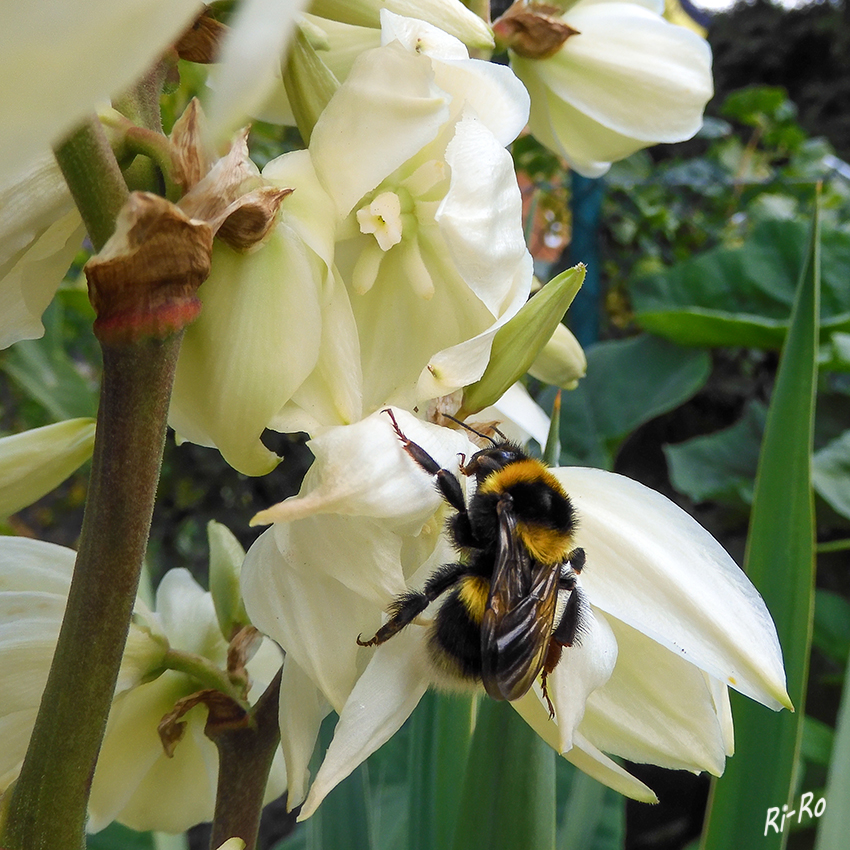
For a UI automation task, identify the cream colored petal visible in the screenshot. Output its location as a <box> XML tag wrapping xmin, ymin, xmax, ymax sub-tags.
<box><xmin>527</xmin><ymin>323</ymin><xmax>586</xmax><ymax>390</ymax></box>
<box><xmin>169</xmin><ymin>229</ymin><xmax>323</xmax><ymax>476</ymax></box>
<box><xmin>242</xmin><ymin>527</ymin><xmax>368</xmax><ymax>711</ymax></box>
<box><xmin>549</xmin><ymin>604</ymin><xmax>618</xmax><ymax>752</ymax></box>
<box><xmin>513</xmin><ymin>54</ymin><xmax>645</xmax><ymax>176</ymax></box>
<box><xmin>436</xmin><ymin>111</ymin><xmax>529</xmax><ymax>314</ymax></box>
<box><xmin>416</xmin><ymin>252</ymin><xmax>531</xmax><ymax>401</ymax></box>
<box><xmin>487</xmin><ymin>383</ymin><xmax>551</xmax><ymax>448</ymax></box>
<box><xmin>0</xmin><ymin>208</ymin><xmax>84</xmax><ymax>348</ymax></box>
<box><xmin>2</xmin><ymin>1</ymin><xmax>200</xmax><ymax>186</ymax></box>
<box><xmin>310</xmin><ymin>41</ymin><xmax>450</xmax><ymax>217</ymax></box>
<box><xmin>253</xmin><ymin>409</ymin><xmax>471</xmax><ymax>526</ymax></box>
<box><xmin>557</xmin><ymin>467</ymin><xmax>790</xmax><ymax>710</ymax></box>
<box><xmin>270</xmin><ymin>266</ymin><xmax>364</xmax><ymax>433</ymax></box>
<box><xmin>0</xmin><ymin>536</ymin><xmax>74</xmax><ymax>593</ymax></box>
<box><xmin>0</xmin><ymin>418</ymin><xmax>95</xmax><ymax>517</ymax></box>
<box><xmin>89</xmin><ymin>672</ymin><xmax>219</xmax><ymax>833</ymax></box>
<box><xmin>553</xmin><ymin>1</ymin><xmax>713</xmax><ymax>143</ymax></box>
<box><xmin>154</xmin><ymin>568</ymin><xmax>227</xmax><ymax>661</ymax></box>
<box><xmin>580</xmin><ymin>615</ymin><xmax>730</xmax><ymax>775</ymax></box>
<box><xmin>514</xmin><ymin>689</ymin><xmax>657</xmax><ymax>802</ymax></box>
<box><xmin>298</xmin><ymin>627</ymin><xmax>430</xmax><ymax>819</ymax></box>
<box><xmin>380</xmin><ymin>12</ymin><xmax>526</xmax><ymax>145</ymax></box>
<box><xmin>313</xmin><ymin>0</ymin><xmax>494</xmax><ymax>49</ymax></box>
<box><xmin>567</xmin><ymin>732</ymin><xmax>659</xmax><ymax>802</ymax></box>
<box><xmin>279</xmin><ymin>659</ymin><xmax>330</xmax><ymax>808</ymax></box>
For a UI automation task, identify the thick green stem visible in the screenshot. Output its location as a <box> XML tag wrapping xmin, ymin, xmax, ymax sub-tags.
<box><xmin>53</xmin><ymin>115</ymin><xmax>128</xmax><ymax>251</ymax></box>
<box><xmin>208</xmin><ymin>670</ymin><xmax>284</xmax><ymax>850</ymax></box>
<box><xmin>0</xmin><ymin>335</ymin><xmax>183</xmax><ymax>850</ymax></box>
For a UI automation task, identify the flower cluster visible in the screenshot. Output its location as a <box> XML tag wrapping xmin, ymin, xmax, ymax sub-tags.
<box><xmin>0</xmin><ymin>0</ymin><xmax>787</xmax><ymax>841</ymax></box>
<box><xmin>0</xmin><ymin>536</ymin><xmax>285</xmax><ymax>833</ymax></box>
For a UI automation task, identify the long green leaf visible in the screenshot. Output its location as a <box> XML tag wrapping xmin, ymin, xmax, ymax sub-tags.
<box><xmin>451</xmin><ymin>699</ymin><xmax>556</xmax><ymax>850</ymax></box>
<box><xmin>700</xmin><ymin>203</ymin><xmax>820</xmax><ymax>850</ymax></box>
<box><xmin>408</xmin><ymin>691</ymin><xmax>475</xmax><ymax>850</ymax></box>
<box><xmin>814</xmin><ymin>652</ymin><xmax>850</xmax><ymax>849</ymax></box>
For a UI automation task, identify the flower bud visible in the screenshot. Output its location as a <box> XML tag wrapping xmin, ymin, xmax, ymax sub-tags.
<box><xmin>284</xmin><ymin>21</ymin><xmax>342</xmax><ymax>144</ymax></box>
<box><xmin>460</xmin><ymin>264</ymin><xmax>584</xmax><ymax>416</ymax></box>
<box><xmin>528</xmin><ymin>321</ymin><xmax>586</xmax><ymax>389</ymax></box>
<box><xmin>0</xmin><ymin>418</ymin><xmax>96</xmax><ymax>517</ymax></box>
<box><xmin>208</xmin><ymin>520</ymin><xmax>250</xmax><ymax>641</ymax></box>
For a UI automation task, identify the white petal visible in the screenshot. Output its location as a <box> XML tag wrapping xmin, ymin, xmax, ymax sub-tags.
<box><xmin>581</xmin><ymin>615</ymin><xmax>729</xmax><ymax>775</ymax></box>
<box><xmin>0</xmin><ymin>418</ymin><xmax>95</xmax><ymax>517</ymax></box>
<box><xmin>543</xmin><ymin>2</ymin><xmax>712</xmax><ymax>143</ymax></box>
<box><xmin>0</xmin><ymin>536</ymin><xmax>75</xmax><ymax>593</ymax></box>
<box><xmin>298</xmin><ymin>627</ymin><xmax>430</xmax><ymax>819</ymax></box>
<box><xmin>416</xmin><ymin>252</ymin><xmax>531</xmax><ymax>400</ymax></box>
<box><xmin>487</xmin><ymin>382</ymin><xmax>551</xmax><ymax>448</ymax></box>
<box><xmin>379</xmin><ymin>12</ymin><xmax>527</xmax><ymax>145</ymax></box>
<box><xmin>432</xmin><ymin>60</ymin><xmax>529</xmax><ymax>146</ymax></box>
<box><xmin>311</xmin><ymin>41</ymin><xmax>450</xmax><ymax>217</ymax></box>
<box><xmin>155</xmin><ymin>569</ymin><xmax>227</xmax><ymax>660</ymax></box>
<box><xmin>313</xmin><ymin>0</ymin><xmax>493</xmax><ymax>49</ymax></box>
<box><xmin>436</xmin><ymin>112</ymin><xmax>528</xmax><ymax>314</ymax></box>
<box><xmin>567</xmin><ymin>732</ymin><xmax>659</xmax><ymax>803</ymax></box>
<box><xmin>89</xmin><ymin>672</ymin><xmax>219</xmax><ymax>833</ymax></box>
<box><xmin>556</xmin><ymin>467</ymin><xmax>790</xmax><ymax>710</ymax></box>
<box><xmin>279</xmin><ymin>659</ymin><xmax>330</xmax><ymax>808</ymax></box>
<box><xmin>0</xmin><ymin>208</ymin><xmax>84</xmax><ymax>348</ymax></box>
<box><xmin>205</xmin><ymin>0</ymin><xmax>308</xmax><ymax>144</ymax></box>
<box><xmin>242</xmin><ymin>527</ymin><xmax>368</xmax><ymax>711</ymax></box>
<box><xmin>513</xmin><ymin>54</ymin><xmax>644</xmax><ymax>177</ymax></box>
<box><xmin>549</xmin><ymin>604</ymin><xmax>618</xmax><ymax>752</ymax></box>
<box><xmin>271</xmin><ymin>267</ymin><xmax>364</xmax><ymax>433</ymax></box>
<box><xmin>513</xmin><ymin>689</ymin><xmax>657</xmax><ymax>802</ymax></box>
<box><xmin>252</xmin><ymin>409</ymin><xmax>471</xmax><ymax>526</ymax></box>
<box><xmin>1</xmin><ymin>1</ymin><xmax>200</xmax><ymax>186</ymax></box>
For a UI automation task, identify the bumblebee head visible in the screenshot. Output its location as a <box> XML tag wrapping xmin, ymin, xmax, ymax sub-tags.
<box><xmin>463</xmin><ymin>444</ymin><xmax>528</xmax><ymax>484</ymax></box>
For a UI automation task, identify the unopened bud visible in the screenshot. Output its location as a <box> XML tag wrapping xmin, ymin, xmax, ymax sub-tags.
<box><xmin>460</xmin><ymin>264</ymin><xmax>584</xmax><ymax>415</ymax></box>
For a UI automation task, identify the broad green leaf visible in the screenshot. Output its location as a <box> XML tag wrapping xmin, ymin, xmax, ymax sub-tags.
<box><xmin>631</xmin><ymin>218</ymin><xmax>850</xmax><ymax>349</ymax></box>
<box><xmin>700</xmin><ymin>203</ymin><xmax>819</xmax><ymax>850</ymax></box>
<box><xmin>2</xmin><ymin>337</ymin><xmax>98</xmax><ymax>421</ymax></box>
<box><xmin>452</xmin><ymin>699</ymin><xmax>556</xmax><ymax>850</ymax></box>
<box><xmin>551</xmin><ymin>335</ymin><xmax>710</xmax><ymax>469</ymax></box>
<box><xmin>801</xmin><ymin>715</ymin><xmax>834</xmax><ymax>767</ymax></box>
<box><xmin>814</xmin><ymin>653</ymin><xmax>850</xmax><ymax>849</ymax></box>
<box><xmin>86</xmin><ymin>823</ymin><xmax>153</xmax><ymax>850</ymax></box>
<box><xmin>664</xmin><ymin>401</ymin><xmax>766</xmax><ymax>507</ymax></box>
<box><xmin>812</xmin><ymin>589</ymin><xmax>850</xmax><ymax>667</ymax></box>
<box><xmin>812</xmin><ymin>431</ymin><xmax>850</xmax><ymax>521</ymax></box>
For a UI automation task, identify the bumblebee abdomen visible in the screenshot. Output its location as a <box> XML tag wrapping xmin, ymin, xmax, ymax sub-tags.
<box><xmin>427</xmin><ymin>583</ymin><xmax>487</xmax><ymax>685</ymax></box>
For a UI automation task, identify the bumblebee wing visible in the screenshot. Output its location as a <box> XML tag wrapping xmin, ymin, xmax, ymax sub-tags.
<box><xmin>480</xmin><ymin>498</ymin><xmax>559</xmax><ymax>702</ymax></box>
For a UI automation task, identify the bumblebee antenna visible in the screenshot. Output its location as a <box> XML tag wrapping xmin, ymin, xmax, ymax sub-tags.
<box><xmin>443</xmin><ymin>414</ymin><xmax>504</xmax><ymax>446</ymax></box>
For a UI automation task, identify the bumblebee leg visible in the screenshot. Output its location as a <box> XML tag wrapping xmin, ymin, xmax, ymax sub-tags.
<box><xmin>568</xmin><ymin>547</ymin><xmax>586</xmax><ymax>574</ymax></box>
<box><xmin>553</xmin><ymin>582</ymin><xmax>585</xmax><ymax>647</ymax></box>
<box><xmin>540</xmin><ymin>639</ymin><xmax>564</xmax><ymax>719</ymax></box>
<box><xmin>382</xmin><ymin>409</ymin><xmax>467</xmax><ymax>515</ymax></box>
<box><xmin>357</xmin><ymin>562</ymin><xmax>468</xmax><ymax>647</ymax></box>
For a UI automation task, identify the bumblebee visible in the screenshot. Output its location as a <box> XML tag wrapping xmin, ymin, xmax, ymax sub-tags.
<box><xmin>357</xmin><ymin>409</ymin><xmax>586</xmax><ymax>717</ymax></box>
